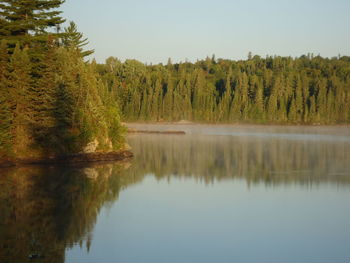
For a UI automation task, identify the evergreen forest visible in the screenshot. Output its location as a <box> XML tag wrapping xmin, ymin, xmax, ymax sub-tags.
<box><xmin>1</xmin><ymin>1</ymin><xmax>350</xmax><ymax>162</ymax></box>
<box><xmin>98</xmin><ymin>55</ymin><xmax>350</xmax><ymax>124</ymax></box>
<box><xmin>0</xmin><ymin>0</ymin><xmax>124</xmax><ymax>160</ymax></box>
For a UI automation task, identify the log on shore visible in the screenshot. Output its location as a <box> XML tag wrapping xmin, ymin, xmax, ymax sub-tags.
<box><xmin>127</xmin><ymin>129</ymin><xmax>185</xmax><ymax>135</ymax></box>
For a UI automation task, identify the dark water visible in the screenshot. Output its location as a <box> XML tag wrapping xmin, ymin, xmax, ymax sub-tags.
<box><xmin>1</xmin><ymin>125</ymin><xmax>350</xmax><ymax>263</ymax></box>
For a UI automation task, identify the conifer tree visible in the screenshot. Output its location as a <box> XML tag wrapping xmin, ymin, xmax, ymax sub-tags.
<box><xmin>252</xmin><ymin>80</ymin><xmax>264</xmax><ymax>121</ymax></box>
<box><xmin>0</xmin><ymin>1</ymin><xmax>126</xmax><ymax>159</ymax></box>
<box><xmin>267</xmin><ymin>77</ymin><xmax>279</xmax><ymax>122</ymax></box>
<box><xmin>98</xmin><ymin>54</ymin><xmax>350</xmax><ymax>125</ymax></box>
<box><xmin>150</xmin><ymin>79</ymin><xmax>162</xmax><ymax>120</ymax></box>
<box><xmin>315</xmin><ymin>78</ymin><xmax>327</xmax><ymax>122</ymax></box>
<box><xmin>240</xmin><ymin>72</ymin><xmax>249</xmax><ymax>120</ymax></box>
<box><xmin>217</xmin><ymin>73</ymin><xmax>232</xmax><ymax>121</ymax></box>
<box><xmin>0</xmin><ymin>40</ymin><xmax>12</xmax><ymax>155</ymax></box>
<box><xmin>0</xmin><ymin>0</ymin><xmax>65</xmax><ymax>46</ymax></box>
<box><xmin>163</xmin><ymin>75</ymin><xmax>174</xmax><ymax>120</ymax></box>
<box><xmin>8</xmin><ymin>44</ymin><xmax>32</xmax><ymax>155</ymax></box>
<box><xmin>31</xmin><ymin>38</ymin><xmax>58</xmax><ymax>146</ymax></box>
<box><xmin>288</xmin><ymin>98</ymin><xmax>297</xmax><ymax>122</ymax></box>
<box><xmin>63</xmin><ymin>21</ymin><xmax>94</xmax><ymax>57</ymax></box>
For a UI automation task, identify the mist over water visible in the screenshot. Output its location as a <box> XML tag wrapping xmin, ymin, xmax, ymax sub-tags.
<box><xmin>126</xmin><ymin>128</ymin><xmax>350</xmax><ymax>186</ymax></box>
<box><xmin>127</xmin><ymin>123</ymin><xmax>350</xmax><ymax>140</ymax></box>
<box><xmin>1</xmin><ymin>125</ymin><xmax>350</xmax><ymax>263</ymax></box>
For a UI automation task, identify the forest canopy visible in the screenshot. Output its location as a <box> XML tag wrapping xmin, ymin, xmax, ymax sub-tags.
<box><xmin>1</xmin><ymin>1</ymin><xmax>349</xmax><ymax>162</ymax></box>
<box><xmin>0</xmin><ymin>0</ymin><xmax>124</xmax><ymax>160</ymax></box>
<box><xmin>97</xmin><ymin>54</ymin><xmax>350</xmax><ymax>124</ymax></box>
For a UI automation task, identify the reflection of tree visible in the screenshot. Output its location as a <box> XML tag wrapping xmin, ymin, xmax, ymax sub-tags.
<box><xmin>0</xmin><ymin>162</ymin><xmax>139</xmax><ymax>263</ymax></box>
<box><xmin>128</xmin><ymin>134</ymin><xmax>350</xmax><ymax>186</ymax></box>
<box><xmin>1</xmin><ymin>134</ymin><xmax>349</xmax><ymax>262</ymax></box>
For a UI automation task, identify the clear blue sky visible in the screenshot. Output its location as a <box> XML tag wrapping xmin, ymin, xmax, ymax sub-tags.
<box><xmin>61</xmin><ymin>0</ymin><xmax>350</xmax><ymax>64</ymax></box>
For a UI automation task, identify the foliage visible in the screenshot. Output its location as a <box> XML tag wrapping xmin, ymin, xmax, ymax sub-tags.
<box><xmin>0</xmin><ymin>0</ymin><xmax>66</xmax><ymax>47</ymax></box>
<box><xmin>0</xmin><ymin>1</ymin><xmax>124</xmax><ymax>159</ymax></box>
<box><xmin>98</xmin><ymin>55</ymin><xmax>350</xmax><ymax>124</ymax></box>
<box><xmin>62</xmin><ymin>21</ymin><xmax>94</xmax><ymax>57</ymax></box>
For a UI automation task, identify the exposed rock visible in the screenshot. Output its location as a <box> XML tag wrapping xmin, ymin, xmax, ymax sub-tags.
<box><xmin>177</xmin><ymin>120</ymin><xmax>193</xmax><ymax>124</ymax></box>
<box><xmin>122</xmin><ymin>143</ymin><xmax>132</xmax><ymax>151</ymax></box>
<box><xmin>82</xmin><ymin>139</ymin><xmax>99</xmax><ymax>153</ymax></box>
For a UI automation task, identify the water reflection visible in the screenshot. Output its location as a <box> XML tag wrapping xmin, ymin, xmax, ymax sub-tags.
<box><xmin>0</xmin><ymin>162</ymin><xmax>137</xmax><ymax>263</ymax></box>
<box><xmin>127</xmin><ymin>133</ymin><xmax>350</xmax><ymax>186</ymax></box>
<box><xmin>1</xmin><ymin>129</ymin><xmax>350</xmax><ymax>263</ymax></box>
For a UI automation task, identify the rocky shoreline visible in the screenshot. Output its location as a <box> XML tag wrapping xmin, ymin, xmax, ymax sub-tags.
<box><xmin>0</xmin><ymin>150</ymin><xmax>134</xmax><ymax>168</ymax></box>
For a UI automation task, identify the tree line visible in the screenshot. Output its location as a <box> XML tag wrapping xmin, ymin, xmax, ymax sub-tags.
<box><xmin>0</xmin><ymin>0</ymin><xmax>124</xmax><ymax>159</ymax></box>
<box><xmin>97</xmin><ymin>54</ymin><xmax>350</xmax><ymax>124</ymax></box>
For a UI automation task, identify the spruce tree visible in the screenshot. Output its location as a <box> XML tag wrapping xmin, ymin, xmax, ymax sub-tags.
<box><xmin>63</xmin><ymin>21</ymin><xmax>94</xmax><ymax>57</ymax></box>
<box><xmin>163</xmin><ymin>75</ymin><xmax>174</xmax><ymax>120</ymax></box>
<box><xmin>0</xmin><ymin>40</ymin><xmax>12</xmax><ymax>155</ymax></box>
<box><xmin>31</xmin><ymin>38</ymin><xmax>59</xmax><ymax>148</ymax></box>
<box><xmin>217</xmin><ymin>73</ymin><xmax>232</xmax><ymax>121</ymax></box>
<box><xmin>0</xmin><ymin>0</ymin><xmax>65</xmax><ymax>46</ymax></box>
<box><xmin>8</xmin><ymin>44</ymin><xmax>32</xmax><ymax>156</ymax></box>
<box><xmin>252</xmin><ymin>80</ymin><xmax>264</xmax><ymax>121</ymax></box>
<box><xmin>150</xmin><ymin>79</ymin><xmax>161</xmax><ymax>120</ymax></box>
<box><xmin>98</xmin><ymin>54</ymin><xmax>350</xmax><ymax>125</ymax></box>
<box><xmin>267</xmin><ymin>77</ymin><xmax>279</xmax><ymax>122</ymax></box>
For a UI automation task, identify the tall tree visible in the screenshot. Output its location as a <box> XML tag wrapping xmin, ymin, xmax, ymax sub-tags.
<box><xmin>8</xmin><ymin>44</ymin><xmax>32</xmax><ymax>156</ymax></box>
<box><xmin>0</xmin><ymin>40</ymin><xmax>12</xmax><ymax>155</ymax></box>
<box><xmin>31</xmin><ymin>38</ymin><xmax>58</xmax><ymax>147</ymax></box>
<box><xmin>217</xmin><ymin>71</ymin><xmax>232</xmax><ymax>121</ymax></box>
<box><xmin>0</xmin><ymin>0</ymin><xmax>65</xmax><ymax>46</ymax></box>
<box><xmin>62</xmin><ymin>21</ymin><xmax>94</xmax><ymax>57</ymax></box>
<box><xmin>98</xmin><ymin>54</ymin><xmax>350</xmax><ymax>125</ymax></box>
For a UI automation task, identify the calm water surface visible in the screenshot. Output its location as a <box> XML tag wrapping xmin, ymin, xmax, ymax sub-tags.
<box><xmin>1</xmin><ymin>125</ymin><xmax>350</xmax><ymax>263</ymax></box>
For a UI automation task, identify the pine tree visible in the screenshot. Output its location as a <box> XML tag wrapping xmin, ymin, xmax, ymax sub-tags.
<box><xmin>288</xmin><ymin>98</ymin><xmax>297</xmax><ymax>122</ymax></box>
<box><xmin>252</xmin><ymin>79</ymin><xmax>264</xmax><ymax>121</ymax></box>
<box><xmin>308</xmin><ymin>95</ymin><xmax>317</xmax><ymax>122</ymax></box>
<box><xmin>0</xmin><ymin>1</ymin><xmax>126</xmax><ymax>159</ymax></box>
<box><xmin>149</xmin><ymin>79</ymin><xmax>161</xmax><ymax>120</ymax></box>
<box><xmin>0</xmin><ymin>40</ymin><xmax>12</xmax><ymax>155</ymax></box>
<box><xmin>315</xmin><ymin>78</ymin><xmax>327</xmax><ymax>123</ymax></box>
<box><xmin>240</xmin><ymin>72</ymin><xmax>249</xmax><ymax>120</ymax></box>
<box><xmin>98</xmin><ymin>54</ymin><xmax>350</xmax><ymax>125</ymax></box>
<box><xmin>8</xmin><ymin>44</ymin><xmax>32</xmax><ymax>156</ymax></box>
<box><xmin>228</xmin><ymin>76</ymin><xmax>238</xmax><ymax>121</ymax></box>
<box><xmin>163</xmin><ymin>75</ymin><xmax>174</xmax><ymax>120</ymax></box>
<box><xmin>294</xmin><ymin>76</ymin><xmax>304</xmax><ymax>122</ymax></box>
<box><xmin>217</xmin><ymin>72</ymin><xmax>232</xmax><ymax>121</ymax></box>
<box><xmin>267</xmin><ymin>76</ymin><xmax>279</xmax><ymax>122</ymax></box>
<box><xmin>229</xmin><ymin>72</ymin><xmax>249</xmax><ymax>121</ymax></box>
<box><xmin>63</xmin><ymin>21</ymin><xmax>94</xmax><ymax>57</ymax></box>
<box><xmin>0</xmin><ymin>0</ymin><xmax>65</xmax><ymax>46</ymax></box>
<box><xmin>30</xmin><ymin>38</ymin><xmax>59</xmax><ymax>148</ymax></box>
<box><xmin>184</xmin><ymin>73</ymin><xmax>193</xmax><ymax>120</ymax></box>
<box><xmin>139</xmin><ymin>89</ymin><xmax>149</xmax><ymax>120</ymax></box>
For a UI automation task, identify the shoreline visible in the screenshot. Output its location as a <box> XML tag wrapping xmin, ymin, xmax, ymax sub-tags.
<box><xmin>124</xmin><ymin>121</ymin><xmax>350</xmax><ymax>127</ymax></box>
<box><xmin>127</xmin><ymin>128</ymin><xmax>186</xmax><ymax>134</ymax></box>
<box><xmin>124</xmin><ymin>122</ymin><xmax>350</xmax><ymax>137</ymax></box>
<box><xmin>0</xmin><ymin>150</ymin><xmax>133</xmax><ymax>168</ymax></box>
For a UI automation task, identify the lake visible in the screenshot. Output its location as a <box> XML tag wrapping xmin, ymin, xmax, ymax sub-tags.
<box><xmin>1</xmin><ymin>124</ymin><xmax>350</xmax><ymax>263</ymax></box>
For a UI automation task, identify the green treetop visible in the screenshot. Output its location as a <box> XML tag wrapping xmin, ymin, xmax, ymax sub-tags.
<box><xmin>0</xmin><ymin>0</ymin><xmax>65</xmax><ymax>47</ymax></box>
<box><xmin>62</xmin><ymin>21</ymin><xmax>94</xmax><ymax>57</ymax></box>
